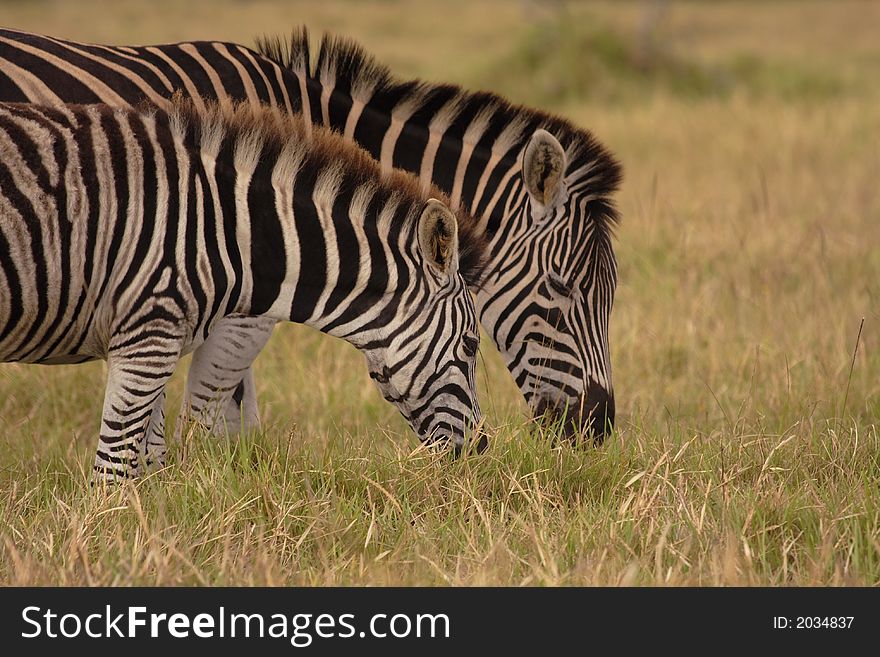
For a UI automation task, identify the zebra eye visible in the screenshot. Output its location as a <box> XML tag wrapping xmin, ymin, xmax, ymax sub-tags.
<box><xmin>463</xmin><ymin>335</ymin><xmax>479</xmax><ymax>357</ymax></box>
<box><xmin>547</xmin><ymin>273</ymin><xmax>572</xmax><ymax>298</ymax></box>
<box><xmin>371</xmin><ymin>366</ymin><xmax>392</xmax><ymax>385</ymax></box>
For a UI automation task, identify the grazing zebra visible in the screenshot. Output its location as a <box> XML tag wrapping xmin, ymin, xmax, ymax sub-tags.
<box><xmin>262</xmin><ymin>31</ymin><xmax>622</xmax><ymax>442</ymax></box>
<box><xmin>0</xmin><ymin>98</ymin><xmax>484</xmax><ymax>481</ymax></box>
<box><xmin>0</xmin><ymin>26</ymin><xmax>621</xmax><ymax>445</ymax></box>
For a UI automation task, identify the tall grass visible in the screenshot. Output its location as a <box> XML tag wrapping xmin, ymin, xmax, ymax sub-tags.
<box><xmin>2</xmin><ymin>418</ymin><xmax>876</xmax><ymax>585</ymax></box>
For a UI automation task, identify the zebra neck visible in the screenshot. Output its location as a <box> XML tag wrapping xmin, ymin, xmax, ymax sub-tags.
<box><xmin>300</xmin><ymin>75</ymin><xmax>520</xmax><ymax>243</ymax></box>
<box><xmin>237</xmin><ymin>173</ymin><xmax>392</xmax><ymax>341</ymax></box>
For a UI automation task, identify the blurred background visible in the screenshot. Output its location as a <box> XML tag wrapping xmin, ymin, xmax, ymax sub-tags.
<box><xmin>0</xmin><ymin>0</ymin><xmax>876</xmax><ymax>463</ymax></box>
<box><xmin>5</xmin><ymin>0</ymin><xmax>879</xmax><ymax>105</ymax></box>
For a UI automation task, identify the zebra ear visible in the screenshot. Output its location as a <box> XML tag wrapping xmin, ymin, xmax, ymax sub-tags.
<box><xmin>522</xmin><ymin>129</ymin><xmax>566</xmax><ymax>207</ymax></box>
<box><xmin>418</xmin><ymin>198</ymin><xmax>459</xmax><ymax>275</ymax></box>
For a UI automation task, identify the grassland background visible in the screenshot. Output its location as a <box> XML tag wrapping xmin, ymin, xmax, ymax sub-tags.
<box><xmin>0</xmin><ymin>0</ymin><xmax>877</xmax><ymax>585</ymax></box>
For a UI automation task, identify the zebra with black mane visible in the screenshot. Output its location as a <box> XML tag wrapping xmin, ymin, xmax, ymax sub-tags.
<box><xmin>0</xmin><ymin>26</ymin><xmax>621</xmax><ymax>446</ymax></box>
<box><xmin>0</xmin><ymin>98</ymin><xmax>484</xmax><ymax>480</ymax></box>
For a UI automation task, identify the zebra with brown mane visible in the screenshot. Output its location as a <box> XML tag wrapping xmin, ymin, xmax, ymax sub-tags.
<box><xmin>0</xmin><ymin>97</ymin><xmax>484</xmax><ymax>480</ymax></box>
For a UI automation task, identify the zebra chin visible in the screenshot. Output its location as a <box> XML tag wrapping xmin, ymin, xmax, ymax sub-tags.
<box><xmin>533</xmin><ymin>380</ymin><xmax>615</xmax><ymax>446</ymax></box>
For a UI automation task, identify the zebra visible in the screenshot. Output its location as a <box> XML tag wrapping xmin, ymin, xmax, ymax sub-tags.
<box><xmin>0</xmin><ymin>26</ymin><xmax>621</xmax><ymax>446</ymax></box>
<box><xmin>265</xmin><ymin>31</ymin><xmax>623</xmax><ymax>442</ymax></box>
<box><xmin>0</xmin><ymin>98</ymin><xmax>485</xmax><ymax>481</ymax></box>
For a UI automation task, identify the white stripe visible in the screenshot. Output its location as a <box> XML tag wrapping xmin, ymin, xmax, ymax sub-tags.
<box><xmin>237</xmin><ymin>45</ymin><xmax>287</xmax><ymax>110</ymax></box>
<box><xmin>320</xmin><ymin>84</ymin><xmax>332</xmax><ymax>126</ymax></box>
<box><xmin>42</xmin><ymin>36</ymin><xmax>168</xmax><ymax>105</ymax></box>
<box><xmin>0</xmin><ymin>36</ymin><xmax>127</xmax><ymax>105</ymax></box>
<box><xmin>379</xmin><ymin>92</ymin><xmax>427</xmax><ymax>173</ymax></box>
<box><xmin>265</xmin><ymin>144</ymin><xmax>305</xmax><ymax>319</ymax></box>
<box><xmin>212</xmin><ymin>42</ymin><xmax>259</xmax><ymax>106</ymax></box>
<box><xmin>313</xmin><ymin>185</ymin><xmax>375</xmax><ymax>329</ymax></box>
<box><xmin>200</xmin><ymin>151</ymin><xmax>236</xmax><ymax>319</ymax></box>
<box><xmin>305</xmin><ymin>166</ymin><xmax>343</xmax><ymax>323</ymax></box>
<box><xmin>449</xmin><ymin>106</ymin><xmax>494</xmax><ymax>211</ymax></box>
<box><xmin>295</xmin><ymin>71</ymin><xmax>312</xmax><ymax>139</ymax></box>
<box><xmin>145</xmin><ymin>47</ymin><xmax>206</xmax><ymax>112</ymax></box>
<box><xmin>232</xmin><ymin>131</ymin><xmax>262</xmax><ymax>310</ymax></box>
<box><xmin>91</xmin><ymin>43</ymin><xmax>175</xmax><ymax>93</ymax></box>
<box><xmin>343</xmin><ymin>98</ymin><xmax>367</xmax><ymax>141</ymax></box>
<box><xmin>478</xmin><ymin>165</ymin><xmax>521</xmax><ymax>232</ymax></box>
<box><xmin>179</xmin><ymin>43</ymin><xmax>227</xmax><ymax>104</ymax></box>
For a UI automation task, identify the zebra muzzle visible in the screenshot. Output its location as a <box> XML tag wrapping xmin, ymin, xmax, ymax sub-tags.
<box><xmin>535</xmin><ymin>382</ymin><xmax>615</xmax><ymax>446</ymax></box>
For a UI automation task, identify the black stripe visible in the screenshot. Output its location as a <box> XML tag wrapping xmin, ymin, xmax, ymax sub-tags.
<box><xmin>195</xmin><ymin>42</ymin><xmax>246</xmax><ymax>101</ymax></box>
<box><xmin>393</xmin><ymin>117</ymin><xmax>428</xmax><ymax>175</ymax></box>
<box><xmin>327</xmin><ymin>86</ymin><xmax>353</xmax><ymax>132</ymax></box>
<box><xmin>321</xmin><ymin>192</ymin><xmax>386</xmax><ymax>335</ymax></box>
<box><xmin>112</xmin><ymin>113</ymin><xmax>159</xmax><ymax>308</ymax></box>
<box><xmin>192</xmin><ymin>148</ymin><xmax>227</xmax><ymax>339</ymax></box>
<box><xmin>0</xmin><ymin>123</ymin><xmax>49</xmax><ymax>352</ymax></box>
<box><xmin>52</xmin><ymin>39</ymin><xmax>171</xmax><ymax>98</ymax></box>
<box><xmin>129</xmin><ymin>45</ymin><xmax>192</xmax><ymax>98</ymax></box>
<box><xmin>247</xmin><ymin>47</ymin><xmax>292</xmax><ymax>108</ymax></box>
<box><xmin>214</xmin><ymin>134</ymin><xmax>244</xmax><ymax>316</ymax></box>
<box><xmin>248</xmin><ymin>148</ymin><xmax>285</xmax><ymax>315</ymax></box>
<box><xmin>320</xmin><ymin>177</ymin><xmax>359</xmax><ymax>316</ymax></box>
<box><xmin>352</xmin><ymin>99</ymin><xmax>390</xmax><ymax>159</ymax></box>
<box><xmin>288</xmin><ymin>164</ymin><xmax>326</xmax><ymax>323</ymax></box>
<box><xmin>156</xmin><ymin>44</ymin><xmax>221</xmax><ymax>102</ymax></box>
<box><xmin>0</xmin><ymin>38</ymin><xmax>102</xmax><ymax>102</ymax></box>
<box><xmin>0</xmin><ymin>67</ymin><xmax>28</xmax><ymax>102</ymax></box>
<box><xmin>14</xmin><ymin>108</ymin><xmax>75</xmax><ymax>360</ymax></box>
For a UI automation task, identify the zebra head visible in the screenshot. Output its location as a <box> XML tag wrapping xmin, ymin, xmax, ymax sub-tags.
<box><xmin>479</xmin><ymin>129</ymin><xmax>620</xmax><ymax>444</ymax></box>
<box><xmin>363</xmin><ymin>199</ymin><xmax>483</xmax><ymax>453</ymax></box>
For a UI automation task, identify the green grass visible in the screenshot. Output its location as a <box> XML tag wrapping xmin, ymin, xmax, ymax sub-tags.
<box><xmin>1</xmin><ymin>0</ymin><xmax>879</xmax><ymax>585</ymax></box>
<box><xmin>2</xmin><ymin>413</ymin><xmax>877</xmax><ymax>585</ymax></box>
<box><xmin>477</xmin><ymin>3</ymin><xmax>875</xmax><ymax>106</ymax></box>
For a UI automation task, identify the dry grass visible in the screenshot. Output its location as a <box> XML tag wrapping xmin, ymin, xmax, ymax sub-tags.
<box><xmin>1</xmin><ymin>0</ymin><xmax>878</xmax><ymax>585</ymax></box>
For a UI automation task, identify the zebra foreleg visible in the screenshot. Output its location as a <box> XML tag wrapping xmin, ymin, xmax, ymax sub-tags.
<box><xmin>232</xmin><ymin>366</ymin><xmax>260</xmax><ymax>433</ymax></box>
<box><xmin>143</xmin><ymin>390</ymin><xmax>167</xmax><ymax>470</ymax></box>
<box><xmin>93</xmin><ymin>341</ymin><xmax>182</xmax><ymax>484</ymax></box>
<box><xmin>177</xmin><ymin>315</ymin><xmax>276</xmax><ymax>439</ymax></box>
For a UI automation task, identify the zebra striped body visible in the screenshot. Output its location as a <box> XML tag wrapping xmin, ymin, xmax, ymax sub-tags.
<box><xmin>0</xmin><ymin>27</ymin><xmax>621</xmax><ymax>443</ymax></box>
<box><xmin>0</xmin><ymin>100</ymin><xmax>483</xmax><ymax>480</ymax></box>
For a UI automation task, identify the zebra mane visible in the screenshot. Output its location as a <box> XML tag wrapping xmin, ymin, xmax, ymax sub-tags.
<box><xmin>255</xmin><ymin>27</ymin><xmax>622</xmax><ymax>233</ymax></box>
<box><xmin>165</xmin><ymin>96</ymin><xmax>486</xmax><ymax>286</ymax></box>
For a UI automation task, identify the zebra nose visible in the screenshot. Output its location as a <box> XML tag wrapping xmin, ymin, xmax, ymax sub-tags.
<box><xmin>452</xmin><ymin>429</ymin><xmax>488</xmax><ymax>457</ymax></box>
<box><xmin>571</xmin><ymin>384</ymin><xmax>615</xmax><ymax>445</ymax></box>
<box><xmin>536</xmin><ymin>383</ymin><xmax>615</xmax><ymax>446</ymax></box>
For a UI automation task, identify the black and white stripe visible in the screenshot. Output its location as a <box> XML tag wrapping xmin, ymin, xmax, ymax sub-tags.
<box><xmin>0</xmin><ymin>99</ymin><xmax>483</xmax><ymax>480</ymax></box>
<box><xmin>0</xmin><ymin>26</ymin><xmax>621</xmax><ymax>444</ymax></box>
<box><xmin>261</xmin><ymin>31</ymin><xmax>622</xmax><ymax>441</ymax></box>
